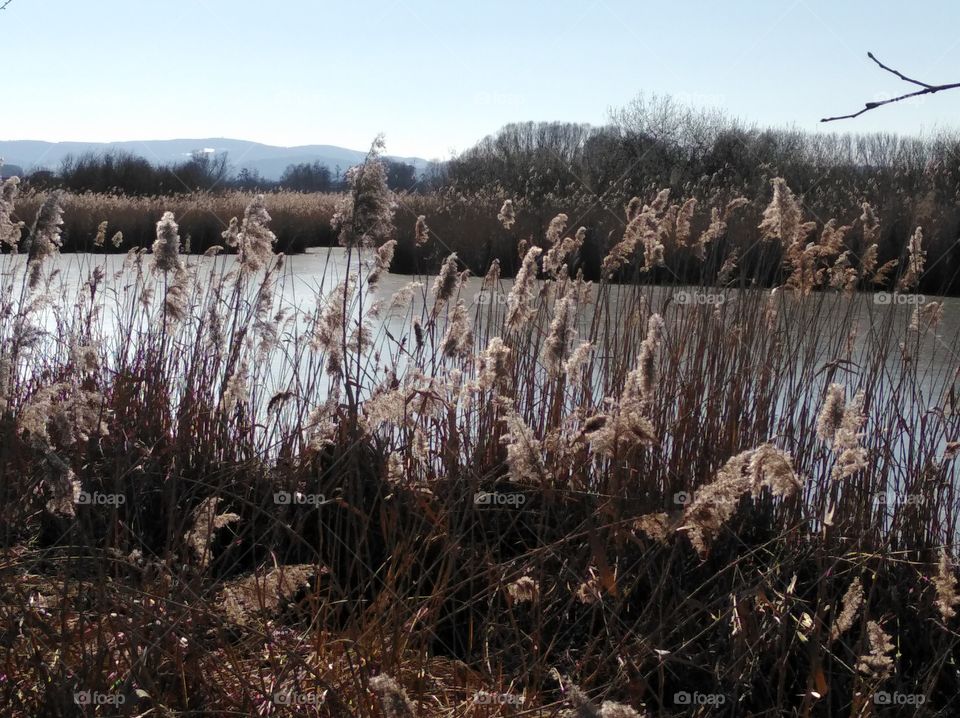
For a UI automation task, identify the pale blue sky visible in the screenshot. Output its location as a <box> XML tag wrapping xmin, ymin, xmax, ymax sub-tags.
<box><xmin>3</xmin><ymin>0</ymin><xmax>960</xmax><ymax>159</ymax></box>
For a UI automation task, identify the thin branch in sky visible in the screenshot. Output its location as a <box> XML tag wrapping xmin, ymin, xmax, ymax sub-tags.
<box><xmin>821</xmin><ymin>52</ymin><xmax>960</xmax><ymax>122</ymax></box>
<box><xmin>0</xmin><ymin>1</ymin><xmax>13</xmax><ymax>10</ymax></box>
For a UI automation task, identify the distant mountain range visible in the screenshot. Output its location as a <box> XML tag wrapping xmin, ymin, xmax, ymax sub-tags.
<box><xmin>0</xmin><ymin>138</ymin><xmax>431</xmax><ymax>180</ymax></box>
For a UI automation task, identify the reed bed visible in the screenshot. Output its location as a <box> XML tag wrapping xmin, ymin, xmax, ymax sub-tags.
<box><xmin>9</xmin><ymin>170</ymin><xmax>960</xmax><ymax>297</ymax></box>
<box><xmin>0</xmin><ymin>149</ymin><xmax>959</xmax><ymax>717</ymax></box>
<box><xmin>7</xmin><ymin>189</ymin><xmax>342</xmax><ymax>256</ymax></box>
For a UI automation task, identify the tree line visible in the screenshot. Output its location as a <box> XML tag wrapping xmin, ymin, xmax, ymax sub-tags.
<box><xmin>18</xmin><ymin>93</ymin><xmax>960</xmax><ymax>215</ymax></box>
<box><xmin>13</xmin><ymin>94</ymin><xmax>960</xmax><ymax>293</ymax></box>
<box><xmin>22</xmin><ymin>150</ymin><xmax>423</xmax><ymax>194</ymax></box>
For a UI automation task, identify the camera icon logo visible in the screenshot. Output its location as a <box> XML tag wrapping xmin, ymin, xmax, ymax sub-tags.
<box><xmin>74</xmin><ymin>691</ymin><xmax>124</xmax><ymax>706</ymax></box>
<box><xmin>673</xmin><ymin>691</ymin><xmax>725</xmax><ymax>706</ymax></box>
<box><xmin>873</xmin><ymin>691</ymin><xmax>925</xmax><ymax>705</ymax></box>
<box><xmin>474</xmin><ymin>291</ymin><xmax>506</xmax><ymax>306</ymax></box>
<box><xmin>875</xmin><ymin>292</ymin><xmax>926</xmax><ymax>305</ymax></box>
<box><xmin>474</xmin><ymin>491</ymin><xmax>526</xmax><ymax>507</ymax></box>
<box><xmin>76</xmin><ymin>491</ymin><xmax>125</xmax><ymax>506</ymax></box>
<box><xmin>274</xmin><ymin>491</ymin><xmax>325</xmax><ymax>505</ymax></box>
<box><xmin>673</xmin><ymin>491</ymin><xmax>692</xmax><ymax>506</ymax></box>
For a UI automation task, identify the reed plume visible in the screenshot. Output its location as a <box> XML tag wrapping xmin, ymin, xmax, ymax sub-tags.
<box><xmin>829</xmin><ymin>577</ymin><xmax>863</xmax><ymax>642</ymax></box>
<box><xmin>758</xmin><ymin>177</ymin><xmax>802</xmax><ymax>247</ymax></box>
<box><xmin>333</xmin><ymin>136</ymin><xmax>395</xmax><ymax>248</ymax></box>
<box><xmin>505</xmin><ymin>246</ymin><xmax>541</xmax><ymax>331</ymax></box>
<box><xmin>152</xmin><ymin>210</ymin><xmax>183</xmax><ymax>273</ymax></box>
<box><xmin>0</xmin><ymin>177</ymin><xmax>24</xmax><ymax>250</ymax></box>
<box><xmin>505</xmin><ymin>576</ymin><xmax>539</xmax><ymax>604</ymax></box>
<box><xmin>542</xmin><ymin>294</ymin><xmax>576</xmax><ymax>374</ymax></box>
<box><xmin>497</xmin><ymin>198</ymin><xmax>516</xmax><ymax>229</ymax></box>
<box><xmin>546</xmin><ymin>213</ymin><xmax>568</xmax><ymax>245</ymax></box>
<box><xmin>477</xmin><ymin>336</ymin><xmax>512</xmax><ymax>392</ymax></box>
<box><xmin>367</xmin><ymin>238</ymin><xmax>397</xmax><ymax>287</ymax></box>
<box><xmin>502</xmin><ymin>409</ymin><xmax>546</xmax><ymax>483</ymax></box>
<box><xmin>26</xmin><ymin>191</ymin><xmax>65</xmax><ymax>288</ymax></box>
<box><xmin>816</xmin><ymin>383</ymin><xmax>846</xmax><ymax>443</ymax></box>
<box><xmin>564</xmin><ymin>340</ymin><xmax>594</xmax><ymax>389</ymax></box>
<box><xmin>235</xmin><ymin>194</ymin><xmax>277</xmax><ymax>271</ymax></box>
<box><xmin>414</xmin><ymin>214</ymin><xmax>430</xmax><ymax>246</ymax></box>
<box><xmin>693</xmin><ymin>207</ymin><xmax>723</xmax><ymax>260</ymax></box>
<box><xmin>218</xmin><ymin>564</ymin><xmax>315</xmax><ymax>627</ymax></box>
<box><xmin>897</xmin><ymin>226</ymin><xmax>925</xmax><ymax>291</ymax></box>
<box><xmin>682</xmin><ymin>443</ymin><xmax>800</xmax><ymax>557</ymax></box>
<box><xmin>369</xmin><ymin>674</ymin><xmax>417</xmax><ymax>718</ymax></box>
<box><xmin>909</xmin><ymin>301</ymin><xmax>943</xmax><ymax>333</ymax></box>
<box><xmin>934</xmin><ymin>549</ymin><xmax>960</xmax><ymax>621</ymax></box>
<box><xmin>430</xmin><ymin>253</ymin><xmax>460</xmax><ymax>317</ymax></box>
<box><xmin>634</xmin><ymin>313</ymin><xmax>664</xmax><ymax>405</ymax></box>
<box><xmin>856</xmin><ymin>621</ymin><xmax>894</xmax><ymax>680</ymax></box>
<box><xmin>440</xmin><ymin>299</ymin><xmax>473</xmax><ymax>359</ymax></box>
<box><xmin>93</xmin><ymin>220</ymin><xmax>108</xmax><ymax>248</ymax></box>
<box><xmin>183</xmin><ymin>497</ymin><xmax>241</xmax><ymax>570</ymax></box>
<box><xmin>860</xmin><ymin>202</ymin><xmax>880</xmax><ymax>246</ymax></box>
<box><xmin>587</xmin><ymin>315</ymin><xmax>660</xmax><ymax>459</ymax></box>
<box><xmin>543</xmin><ymin>227</ymin><xmax>585</xmax><ymax>277</ymax></box>
<box><xmin>675</xmin><ymin>197</ymin><xmax>696</xmax><ymax>246</ymax></box>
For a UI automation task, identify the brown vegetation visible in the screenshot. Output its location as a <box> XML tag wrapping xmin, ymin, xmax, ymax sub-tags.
<box><xmin>0</xmin><ymin>152</ymin><xmax>959</xmax><ymax>715</ymax></box>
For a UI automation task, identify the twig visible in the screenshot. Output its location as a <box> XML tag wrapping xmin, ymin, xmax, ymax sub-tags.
<box><xmin>0</xmin><ymin>1</ymin><xmax>13</xmax><ymax>10</ymax></box>
<box><xmin>865</xmin><ymin>51</ymin><xmax>932</xmax><ymax>89</ymax></box>
<box><xmin>821</xmin><ymin>52</ymin><xmax>960</xmax><ymax>122</ymax></box>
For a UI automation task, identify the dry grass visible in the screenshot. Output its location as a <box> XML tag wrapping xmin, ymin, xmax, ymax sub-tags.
<box><xmin>0</xmin><ymin>165</ymin><xmax>959</xmax><ymax>716</ymax></box>
<box><xmin>11</xmin><ymin>189</ymin><xmax>344</xmax><ymax>255</ymax></box>
<box><xmin>10</xmin><ymin>173</ymin><xmax>960</xmax><ymax>298</ymax></box>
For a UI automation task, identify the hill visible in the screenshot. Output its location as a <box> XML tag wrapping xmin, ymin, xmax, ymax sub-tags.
<box><xmin>0</xmin><ymin>138</ymin><xmax>429</xmax><ymax>180</ymax></box>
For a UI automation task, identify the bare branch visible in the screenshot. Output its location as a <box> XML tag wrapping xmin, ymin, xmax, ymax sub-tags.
<box><xmin>821</xmin><ymin>52</ymin><xmax>960</xmax><ymax>122</ymax></box>
<box><xmin>0</xmin><ymin>1</ymin><xmax>13</xmax><ymax>10</ymax></box>
<box><xmin>866</xmin><ymin>51</ymin><xmax>933</xmax><ymax>89</ymax></box>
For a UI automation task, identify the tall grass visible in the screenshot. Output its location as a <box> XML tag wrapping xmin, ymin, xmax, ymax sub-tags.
<box><xmin>0</xmin><ymin>153</ymin><xmax>959</xmax><ymax>717</ymax></box>
<box><xmin>9</xmin><ymin>190</ymin><xmax>344</xmax><ymax>256</ymax></box>
<box><xmin>9</xmin><ymin>171</ymin><xmax>960</xmax><ymax>297</ymax></box>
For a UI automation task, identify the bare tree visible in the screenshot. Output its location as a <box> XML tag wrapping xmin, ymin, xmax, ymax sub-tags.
<box><xmin>822</xmin><ymin>52</ymin><xmax>960</xmax><ymax>122</ymax></box>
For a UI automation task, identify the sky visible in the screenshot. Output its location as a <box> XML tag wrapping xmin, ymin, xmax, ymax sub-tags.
<box><xmin>3</xmin><ymin>0</ymin><xmax>960</xmax><ymax>160</ymax></box>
